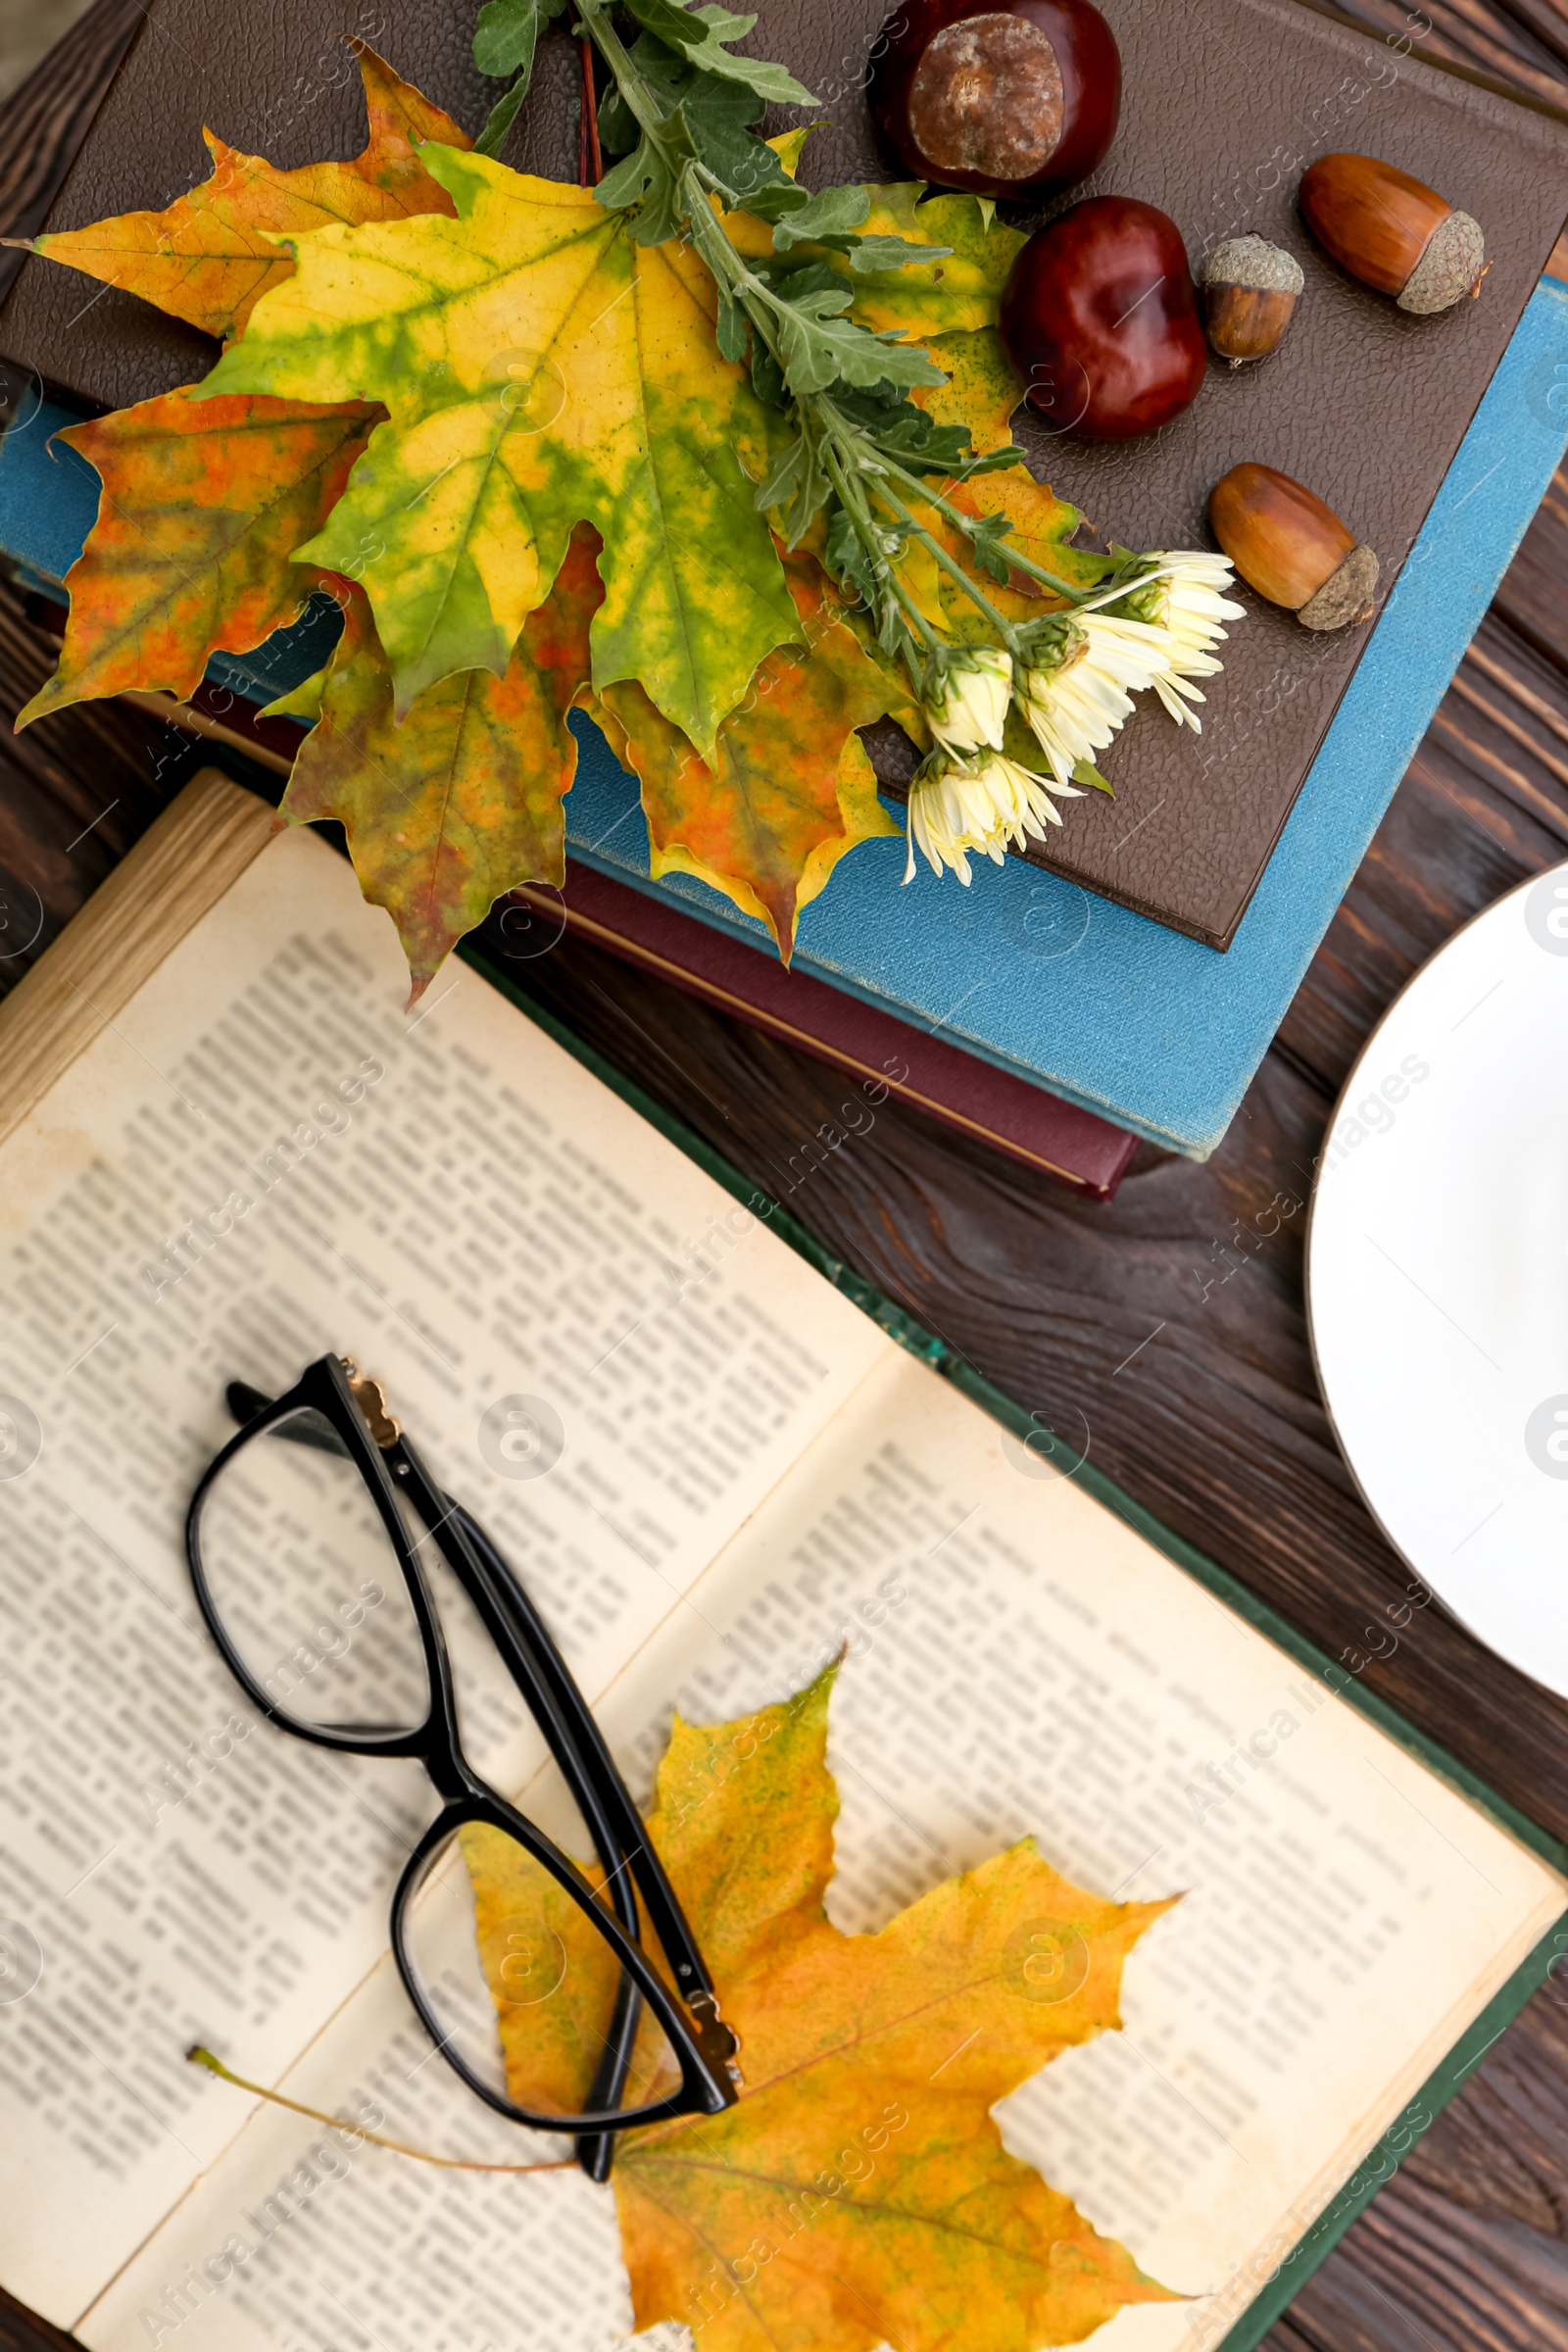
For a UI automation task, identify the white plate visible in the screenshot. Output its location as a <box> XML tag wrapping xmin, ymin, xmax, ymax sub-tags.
<box><xmin>1306</xmin><ymin>862</ymin><xmax>1568</xmax><ymax>1694</ymax></box>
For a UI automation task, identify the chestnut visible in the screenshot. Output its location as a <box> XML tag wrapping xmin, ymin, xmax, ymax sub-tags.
<box><xmin>1209</xmin><ymin>463</ymin><xmax>1379</xmax><ymax>630</ymax></box>
<box><xmin>999</xmin><ymin>196</ymin><xmax>1208</xmax><ymax>440</ymax></box>
<box><xmin>867</xmin><ymin>0</ymin><xmax>1120</xmax><ymax>202</ymax></box>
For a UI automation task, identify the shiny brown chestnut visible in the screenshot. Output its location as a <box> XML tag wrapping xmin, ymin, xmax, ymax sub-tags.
<box><xmin>867</xmin><ymin>0</ymin><xmax>1120</xmax><ymax>202</ymax></box>
<box><xmin>999</xmin><ymin>196</ymin><xmax>1207</xmax><ymax>440</ymax></box>
<box><xmin>1298</xmin><ymin>154</ymin><xmax>1486</xmax><ymax>314</ymax></box>
<box><xmin>1209</xmin><ymin>464</ymin><xmax>1379</xmax><ymax>630</ymax></box>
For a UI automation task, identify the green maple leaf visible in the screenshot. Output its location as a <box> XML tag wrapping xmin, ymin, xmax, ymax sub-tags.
<box><xmin>205</xmin><ymin>144</ymin><xmax>801</xmax><ymax>759</ymax></box>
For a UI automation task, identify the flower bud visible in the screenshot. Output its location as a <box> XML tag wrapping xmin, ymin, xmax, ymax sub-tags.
<box><xmin>923</xmin><ymin>645</ymin><xmax>1012</xmax><ymax>756</ymax></box>
<box><xmin>904</xmin><ymin>749</ymin><xmax>1083</xmax><ymax>885</ymax></box>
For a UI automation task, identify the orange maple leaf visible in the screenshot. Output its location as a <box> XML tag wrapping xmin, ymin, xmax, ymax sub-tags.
<box><xmin>16</xmin><ymin>387</ymin><xmax>378</xmax><ymax>725</ymax></box>
<box><xmin>463</xmin><ymin>1666</ymin><xmax>1179</xmax><ymax>2352</ymax></box>
<box><xmin>591</xmin><ymin>552</ymin><xmax>911</xmax><ymax>958</ymax></box>
<box><xmin>280</xmin><ymin>536</ymin><xmax>604</xmax><ymax>998</ymax></box>
<box><xmin>26</xmin><ymin>41</ymin><xmax>470</xmax><ymax>343</ymax></box>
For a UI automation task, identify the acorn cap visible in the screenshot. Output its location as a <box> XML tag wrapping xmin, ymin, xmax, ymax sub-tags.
<box><xmin>1298</xmin><ymin>543</ymin><xmax>1380</xmax><ymax>629</ymax></box>
<box><xmin>1399</xmin><ymin>210</ymin><xmax>1486</xmax><ymax>313</ymax></box>
<box><xmin>1200</xmin><ymin>236</ymin><xmax>1305</xmax><ymax>296</ymax></box>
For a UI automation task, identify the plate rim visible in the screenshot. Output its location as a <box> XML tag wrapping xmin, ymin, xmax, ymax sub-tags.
<box><xmin>1303</xmin><ymin>854</ymin><xmax>1568</xmax><ymax>1673</ymax></box>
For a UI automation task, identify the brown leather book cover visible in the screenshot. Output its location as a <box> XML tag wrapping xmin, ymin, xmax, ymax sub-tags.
<box><xmin>4</xmin><ymin>0</ymin><xmax>1567</xmax><ymax>947</ymax></box>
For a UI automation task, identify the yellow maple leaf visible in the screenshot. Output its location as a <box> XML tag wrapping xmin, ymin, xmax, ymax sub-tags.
<box><xmin>207</xmin><ymin>146</ymin><xmax>800</xmax><ymax>754</ymax></box>
<box><xmin>463</xmin><ymin>1666</ymin><xmax>1179</xmax><ymax>2352</ymax></box>
<box><xmin>725</xmin><ymin>181</ymin><xmax>1022</xmax><ymax>340</ymax></box>
<box><xmin>25</xmin><ymin>42</ymin><xmax>469</xmax><ymax>342</ymax></box>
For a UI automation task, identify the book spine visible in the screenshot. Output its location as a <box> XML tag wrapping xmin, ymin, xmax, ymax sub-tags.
<box><xmin>500</xmin><ymin>867</ymin><xmax>1140</xmax><ymax>1200</ymax></box>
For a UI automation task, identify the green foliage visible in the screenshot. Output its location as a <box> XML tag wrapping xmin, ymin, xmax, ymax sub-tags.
<box><xmin>618</xmin><ymin>0</ymin><xmax>816</xmax><ymax>104</ymax></box>
<box><xmin>472</xmin><ymin>0</ymin><xmax>569</xmax><ymax>156</ymax></box>
<box><xmin>595</xmin><ymin>27</ymin><xmax>798</xmax><ymax>233</ymax></box>
<box><xmin>768</xmin><ymin>182</ymin><xmax>951</xmax><ymax>275</ymax></box>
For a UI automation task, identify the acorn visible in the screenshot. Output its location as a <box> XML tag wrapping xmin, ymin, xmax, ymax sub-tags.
<box><xmin>1298</xmin><ymin>153</ymin><xmax>1486</xmax><ymax>314</ymax></box>
<box><xmin>1199</xmin><ymin>236</ymin><xmax>1303</xmax><ymax>365</ymax></box>
<box><xmin>1208</xmin><ymin>464</ymin><xmax>1379</xmax><ymax>630</ymax></box>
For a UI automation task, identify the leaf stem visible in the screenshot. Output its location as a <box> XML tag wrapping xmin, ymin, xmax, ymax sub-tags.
<box><xmin>185</xmin><ymin>2046</ymin><xmax>577</xmax><ymax>2176</ymax></box>
<box><xmin>818</xmin><ymin>439</ymin><xmax>926</xmax><ymax>683</ymax></box>
<box><xmin>819</xmin><ymin>438</ymin><xmax>883</xmax><ymax>569</ymax></box>
<box><xmin>572</xmin><ymin>15</ymin><xmax>603</xmax><ymax>186</ymax></box>
<box><xmin>573</xmin><ymin>0</ymin><xmax>664</xmax><ymax>145</ymax></box>
<box><xmin>887</xmin><ymin>573</ymin><xmax>941</xmax><ymax>656</ymax></box>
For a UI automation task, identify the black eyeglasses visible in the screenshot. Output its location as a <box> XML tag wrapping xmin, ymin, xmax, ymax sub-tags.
<box><xmin>184</xmin><ymin>1353</ymin><xmax>738</xmax><ymax>2180</ymax></box>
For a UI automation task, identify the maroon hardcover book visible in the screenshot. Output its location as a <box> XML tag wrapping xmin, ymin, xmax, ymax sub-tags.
<box><xmin>503</xmin><ymin>863</ymin><xmax>1140</xmax><ymax>1199</ymax></box>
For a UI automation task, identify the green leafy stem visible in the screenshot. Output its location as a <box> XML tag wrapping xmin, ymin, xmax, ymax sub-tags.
<box><xmin>473</xmin><ymin>0</ymin><xmax>1158</xmax><ymax>699</ymax></box>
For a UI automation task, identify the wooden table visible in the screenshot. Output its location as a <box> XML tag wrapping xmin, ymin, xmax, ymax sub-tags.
<box><xmin>4</xmin><ymin>1</ymin><xmax>1568</xmax><ymax>2346</ymax></box>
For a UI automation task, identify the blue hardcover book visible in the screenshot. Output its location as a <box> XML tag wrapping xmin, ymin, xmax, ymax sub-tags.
<box><xmin>563</xmin><ymin>277</ymin><xmax>1568</xmax><ymax>1158</ymax></box>
<box><xmin>4</xmin><ymin>279</ymin><xmax>1566</xmax><ymax>1155</ymax></box>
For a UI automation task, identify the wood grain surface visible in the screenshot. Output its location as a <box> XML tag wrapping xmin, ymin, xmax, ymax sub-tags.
<box><xmin>2</xmin><ymin>1</ymin><xmax>1568</xmax><ymax>2348</ymax></box>
<box><xmin>0</xmin><ymin>0</ymin><xmax>140</xmax><ymax>310</ymax></box>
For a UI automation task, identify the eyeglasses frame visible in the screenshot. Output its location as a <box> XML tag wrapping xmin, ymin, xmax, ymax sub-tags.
<box><xmin>184</xmin><ymin>1354</ymin><xmax>737</xmax><ymax>2162</ymax></box>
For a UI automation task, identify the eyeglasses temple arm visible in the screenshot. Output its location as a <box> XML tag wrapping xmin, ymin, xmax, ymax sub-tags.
<box><xmin>384</xmin><ymin>1434</ymin><xmax>646</xmax><ymax>2181</ymax></box>
<box><xmin>401</xmin><ymin>1462</ymin><xmax>739</xmax><ymax>2147</ymax></box>
<box><xmin>446</xmin><ymin>1496</ymin><xmax>720</xmax><ymax>2008</ymax></box>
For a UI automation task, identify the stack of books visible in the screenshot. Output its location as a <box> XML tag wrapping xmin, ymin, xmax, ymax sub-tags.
<box><xmin>3</xmin><ymin>0</ymin><xmax>1566</xmax><ymax>1185</ymax></box>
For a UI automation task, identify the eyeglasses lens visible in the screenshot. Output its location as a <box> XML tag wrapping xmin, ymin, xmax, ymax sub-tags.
<box><xmin>399</xmin><ymin>1821</ymin><xmax>676</xmax><ymax>2126</ymax></box>
<box><xmin>194</xmin><ymin>1407</ymin><xmax>431</xmax><ymax>1737</ymax></box>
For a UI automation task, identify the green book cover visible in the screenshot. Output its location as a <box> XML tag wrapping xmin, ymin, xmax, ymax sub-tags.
<box><xmin>467</xmin><ymin>938</ymin><xmax>1568</xmax><ymax>2352</ymax></box>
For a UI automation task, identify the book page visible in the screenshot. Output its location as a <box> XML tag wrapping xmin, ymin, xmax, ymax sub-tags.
<box><xmin>77</xmin><ymin>1350</ymin><xmax>1565</xmax><ymax>2352</ymax></box>
<box><xmin>0</xmin><ymin>820</ymin><xmax>892</xmax><ymax>2324</ymax></box>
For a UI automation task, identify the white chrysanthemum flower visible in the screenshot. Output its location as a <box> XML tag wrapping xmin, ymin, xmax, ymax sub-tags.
<box><xmin>924</xmin><ymin>644</ymin><xmax>1012</xmax><ymax>756</ymax></box>
<box><xmin>1016</xmin><ymin>615</ymin><xmax>1171</xmax><ymax>788</ymax></box>
<box><xmin>1118</xmin><ymin>549</ymin><xmax>1246</xmax><ymax>730</ymax></box>
<box><xmin>904</xmin><ymin>753</ymin><xmax>1084</xmax><ymax>887</ymax></box>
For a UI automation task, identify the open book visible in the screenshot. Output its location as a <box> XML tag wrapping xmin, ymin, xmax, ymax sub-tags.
<box><xmin>0</xmin><ymin>774</ymin><xmax>1562</xmax><ymax>2352</ymax></box>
